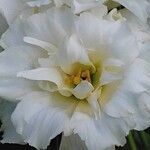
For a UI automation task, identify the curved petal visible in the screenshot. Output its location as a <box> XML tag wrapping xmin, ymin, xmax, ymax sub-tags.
<box><xmin>17</xmin><ymin>67</ymin><xmax>65</xmax><ymax>93</ymax></box>
<box><xmin>0</xmin><ymin>46</ymin><xmax>45</xmax><ymax>100</ymax></box>
<box><xmin>11</xmin><ymin>91</ymin><xmax>77</xmax><ymax>149</ymax></box>
<box><xmin>17</xmin><ymin>67</ymin><xmax>74</xmax><ymax>97</ymax></box>
<box><xmin>0</xmin><ymin>46</ymin><xmax>44</xmax><ymax>77</ymax></box>
<box><xmin>56</xmin><ymin>34</ymin><xmax>92</xmax><ymax>74</ymax></box>
<box><xmin>76</xmin><ymin>12</ymin><xmax>138</xmax><ymax>64</ymax></box>
<box><xmin>0</xmin><ymin>78</ymin><xmax>39</xmax><ymax>101</ymax></box>
<box><xmin>100</xmin><ymin>71</ymin><xmax>122</xmax><ymax>85</ymax></box>
<box><xmin>114</xmin><ymin>0</ymin><xmax>150</xmax><ymax>23</ymax></box>
<box><xmin>104</xmin><ymin>59</ymin><xmax>150</xmax><ymax>119</ymax></box>
<box><xmin>25</xmin><ymin>6</ymin><xmax>73</xmax><ymax>46</ymax></box>
<box><xmin>69</xmin><ymin>102</ymin><xmax>128</xmax><ymax>150</ymax></box>
<box><xmin>27</xmin><ymin>0</ymin><xmax>52</xmax><ymax>7</ymax></box>
<box><xmin>72</xmin><ymin>0</ymin><xmax>105</xmax><ymax>14</ymax></box>
<box><xmin>73</xmin><ymin>81</ymin><xmax>94</xmax><ymax>99</ymax></box>
<box><xmin>17</xmin><ymin>68</ymin><xmax>63</xmax><ymax>84</ymax></box>
<box><xmin>87</xmin><ymin>89</ymin><xmax>101</xmax><ymax>119</ymax></box>
<box><xmin>75</xmin><ymin>12</ymin><xmax>107</xmax><ymax>51</ymax></box>
<box><xmin>119</xmin><ymin>9</ymin><xmax>150</xmax><ymax>64</ymax></box>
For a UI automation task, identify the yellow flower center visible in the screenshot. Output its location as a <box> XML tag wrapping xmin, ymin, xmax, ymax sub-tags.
<box><xmin>32</xmin><ymin>7</ymin><xmax>40</xmax><ymax>14</ymax></box>
<box><xmin>64</xmin><ymin>66</ymin><xmax>93</xmax><ymax>87</ymax></box>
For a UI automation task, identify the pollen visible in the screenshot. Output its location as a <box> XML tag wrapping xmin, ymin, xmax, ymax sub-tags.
<box><xmin>73</xmin><ymin>76</ymin><xmax>81</xmax><ymax>85</ymax></box>
<box><xmin>32</xmin><ymin>7</ymin><xmax>40</xmax><ymax>14</ymax></box>
<box><xmin>81</xmin><ymin>70</ymin><xmax>91</xmax><ymax>82</ymax></box>
<box><xmin>73</xmin><ymin>68</ymin><xmax>82</xmax><ymax>85</ymax></box>
<box><xmin>64</xmin><ymin>68</ymin><xmax>92</xmax><ymax>86</ymax></box>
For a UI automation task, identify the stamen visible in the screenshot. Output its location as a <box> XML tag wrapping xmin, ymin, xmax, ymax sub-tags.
<box><xmin>81</xmin><ymin>71</ymin><xmax>87</xmax><ymax>79</ymax></box>
<box><xmin>64</xmin><ymin>68</ymin><xmax>92</xmax><ymax>86</ymax></box>
<box><xmin>73</xmin><ymin>76</ymin><xmax>81</xmax><ymax>85</ymax></box>
<box><xmin>81</xmin><ymin>70</ymin><xmax>91</xmax><ymax>82</ymax></box>
<box><xmin>73</xmin><ymin>68</ymin><xmax>81</xmax><ymax>85</ymax></box>
<box><xmin>86</xmin><ymin>70</ymin><xmax>91</xmax><ymax>83</ymax></box>
<box><xmin>32</xmin><ymin>7</ymin><xmax>39</xmax><ymax>14</ymax></box>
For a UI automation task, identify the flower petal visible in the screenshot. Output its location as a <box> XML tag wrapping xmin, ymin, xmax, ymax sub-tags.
<box><xmin>24</xmin><ymin>36</ymin><xmax>57</xmax><ymax>52</ymax></box>
<box><xmin>0</xmin><ymin>46</ymin><xmax>44</xmax><ymax>100</ymax></box>
<box><xmin>76</xmin><ymin>12</ymin><xmax>138</xmax><ymax>63</ymax></box>
<box><xmin>56</xmin><ymin>34</ymin><xmax>92</xmax><ymax>74</ymax></box>
<box><xmin>87</xmin><ymin>89</ymin><xmax>101</xmax><ymax>119</ymax></box>
<box><xmin>70</xmin><ymin>102</ymin><xmax>127</xmax><ymax>150</ymax></box>
<box><xmin>73</xmin><ymin>81</ymin><xmax>94</xmax><ymax>99</ymax></box>
<box><xmin>0</xmin><ymin>46</ymin><xmax>44</xmax><ymax>77</ymax></box>
<box><xmin>11</xmin><ymin>91</ymin><xmax>77</xmax><ymax>149</ymax></box>
<box><xmin>114</xmin><ymin>0</ymin><xmax>150</xmax><ymax>23</ymax></box>
<box><xmin>134</xmin><ymin>92</ymin><xmax>150</xmax><ymax>130</ymax></box>
<box><xmin>72</xmin><ymin>0</ymin><xmax>104</xmax><ymax>14</ymax></box>
<box><xmin>17</xmin><ymin>68</ymin><xmax>63</xmax><ymax>85</ymax></box>
<box><xmin>0</xmin><ymin>78</ymin><xmax>39</xmax><ymax>101</ymax></box>
<box><xmin>25</xmin><ymin>6</ymin><xmax>73</xmax><ymax>46</ymax></box>
<box><xmin>105</xmin><ymin>58</ymin><xmax>150</xmax><ymax>119</ymax></box>
<box><xmin>100</xmin><ymin>71</ymin><xmax>122</xmax><ymax>85</ymax></box>
<box><xmin>27</xmin><ymin>0</ymin><xmax>52</xmax><ymax>7</ymax></box>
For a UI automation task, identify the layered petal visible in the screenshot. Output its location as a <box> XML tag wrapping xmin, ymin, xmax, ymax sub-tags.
<box><xmin>72</xmin><ymin>0</ymin><xmax>105</xmax><ymax>14</ymax></box>
<box><xmin>75</xmin><ymin>11</ymin><xmax>138</xmax><ymax>64</ymax></box>
<box><xmin>73</xmin><ymin>81</ymin><xmax>94</xmax><ymax>99</ymax></box>
<box><xmin>26</xmin><ymin>0</ymin><xmax>52</xmax><ymax>7</ymax></box>
<box><xmin>69</xmin><ymin>102</ymin><xmax>129</xmax><ymax>150</ymax></box>
<box><xmin>0</xmin><ymin>46</ymin><xmax>45</xmax><ymax>100</ymax></box>
<box><xmin>0</xmin><ymin>4</ymin><xmax>149</xmax><ymax>150</ymax></box>
<box><xmin>24</xmin><ymin>6</ymin><xmax>73</xmax><ymax>46</ymax></box>
<box><xmin>11</xmin><ymin>91</ymin><xmax>77</xmax><ymax>149</ymax></box>
<box><xmin>56</xmin><ymin>34</ymin><xmax>92</xmax><ymax>74</ymax></box>
<box><xmin>104</xmin><ymin>58</ymin><xmax>150</xmax><ymax>129</ymax></box>
<box><xmin>114</xmin><ymin>0</ymin><xmax>150</xmax><ymax>23</ymax></box>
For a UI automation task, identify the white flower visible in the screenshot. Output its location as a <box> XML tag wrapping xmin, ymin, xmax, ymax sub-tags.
<box><xmin>53</xmin><ymin>0</ymin><xmax>150</xmax><ymax>23</ymax></box>
<box><xmin>1</xmin><ymin>0</ymin><xmax>150</xmax><ymax>26</ymax></box>
<box><xmin>112</xmin><ymin>0</ymin><xmax>150</xmax><ymax>23</ymax></box>
<box><xmin>0</xmin><ymin>0</ymin><xmax>105</xmax><ymax>25</ymax></box>
<box><xmin>0</xmin><ymin>5</ymin><xmax>150</xmax><ymax>150</ymax></box>
<box><xmin>102</xmin><ymin>0</ymin><xmax>150</xmax><ymax>23</ymax></box>
<box><xmin>0</xmin><ymin>0</ymin><xmax>53</xmax><ymax>25</ymax></box>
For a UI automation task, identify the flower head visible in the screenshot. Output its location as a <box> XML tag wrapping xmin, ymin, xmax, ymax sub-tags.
<box><xmin>0</xmin><ymin>4</ymin><xmax>150</xmax><ymax>150</ymax></box>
